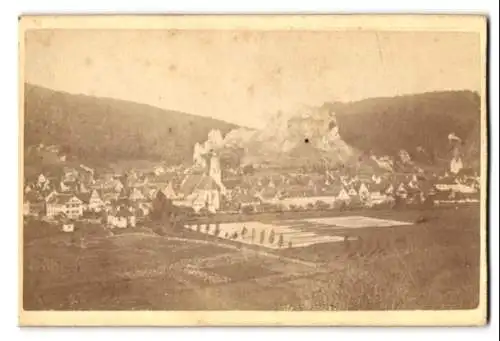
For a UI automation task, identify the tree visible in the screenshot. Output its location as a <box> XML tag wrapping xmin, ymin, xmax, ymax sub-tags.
<box><xmin>278</xmin><ymin>234</ymin><xmax>284</xmax><ymax>248</ymax></box>
<box><xmin>269</xmin><ymin>229</ymin><xmax>276</xmax><ymax>244</ymax></box>
<box><xmin>151</xmin><ymin>190</ymin><xmax>173</xmax><ymax>221</ymax></box>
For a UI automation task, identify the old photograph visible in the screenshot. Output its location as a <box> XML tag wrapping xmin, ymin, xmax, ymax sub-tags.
<box><xmin>19</xmin><ymin>15</ymin><xmax>487</xmax><ymax>326</ymax></box>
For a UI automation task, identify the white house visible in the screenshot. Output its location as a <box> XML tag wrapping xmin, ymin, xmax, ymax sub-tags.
<box><xmin>162</xmin><ymin>182</ymin><xmax>177</xmax><ymax>199</ymax></box>
<box><xmin>396</xmin><ymin>183</ymin><xmax>408</xmax><ymax>198</ymax></box>
<box><xmin>62</xmin><ymin>223</ymin><xmax>75</xmax><ymax>233</ymax></box>
<box><xmin>88</xmin><ymin>189</ymin><xmax>104</xmax><ymax>211</ymax></box>
<box><xmin>358</xmin><ymin>183</ymin><xmax>370</xmax><ymax>201</ymax></box>
<box><xmin>336</xmin><ymin>187</ymin><xmax>351</xmax><ymax>202</ymax></box>
<box><xmin>129</xmin><ymin>187</ymin><xmax>146</xmax><ymax>201</ymax></box>
<box><xmin>37</xmin><ymin>173</ymin><xmax>47</xmax><ymax>186</ymax></box>
<box><xmin>154</xmin><ymin>166</ymin><xmax>165</xmax><ymax>176</ymax></box>
<box><xmin>348</xmin><ymin>187</ymin><xmax>358</xmax><ymax>197</ymax></box>
<box><xmin>450</xmin><ymin>157</ymin><xmax>464</xmax><ymax>174</ymax></box>
<box><xmin>46</xmin><ymin>193</ymin><xmax>84</xmax><ymax>219</ymax></box>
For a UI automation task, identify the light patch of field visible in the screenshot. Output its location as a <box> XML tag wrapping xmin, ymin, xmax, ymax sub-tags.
<box><xmin>304</xmin><ymin>216</ymin><xmax>413</xmax><ymax>229</ymax></box>
<box><xmin>184</xmin><ymin>221</ymin><xmax>345</xmax><ymax>249</ymax></box>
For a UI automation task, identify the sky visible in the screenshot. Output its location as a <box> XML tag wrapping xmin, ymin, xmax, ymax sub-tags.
<box><xmin>25</xmin><ymin>29</ymin><xmax>481</xmax><ymax>128</ymax></box>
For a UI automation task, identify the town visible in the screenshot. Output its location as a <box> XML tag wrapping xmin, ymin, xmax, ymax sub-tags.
<box><xmin>23</xmin><ymin>130</ymin><xmax>480</xmax><ymax>237</ymax></box>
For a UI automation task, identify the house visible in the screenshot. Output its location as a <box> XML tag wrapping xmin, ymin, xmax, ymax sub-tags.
<box><xmin>336</xmin><ymin>187</ymin><xmax>351</xmax><ymax>202</ymax></box>
<box><xmin>435</xmin><ymin>177</ymin><xmax>459</xmax><ymax>191</ymax></box>
<box><xmin>46</xmin><ymin>193</ymin><xmax>84</xmax><ymax>219</ymax></box>
<box><xmin>129</xmin><ymin>187</ymin><xmax>146</xmax><ymax>201</ymax></box>
<box><xmin>37</xmin><ymin>173</ymin><xmax>47</xmax><ymax>186</ymax></box>
<box><xmin>257</xmin><ymin>187</ymin><xmax>278</xmax><ymax>202</ymax></box>
<box><xmin>23</xmin><ymin>200</ymin><xmax>30</xmax><ymax>216</ymax></box>
<box><xmin>450</xmin><ymin>156</ymin><xmax>464</xmax><ymax>174</ymax></box>
<box><xmin>162</xmin><ymin>182</ymin><xmax>177</xmax><ymax>199</ymax></box>
<box><xmin>106</xmin><ymin>207</ymin><xmax>135</xmax><ymax>228</ymax></box>
<box><xmin>136</xmin><ymin>202</ymin><xmax>152</xmax><ymax>217</ymax></box>
<box><xmin>358</xmin><ymin>183</ymin><xmax>370</xmax><ymax>201</ymax></box>
<box><xmin>77</xmin><ymin>192</ymin><xmax>92</xmax><ymax>211</ymax></box>
<box><xmin>61</xmin><ymin>222</ymin><xmax>75</xmax><ymax>233</ymax></box>
<box><xmin>407</xmin><ymin>175</ymin><xmax>420</xmax><ymax>190</ymax></box>
<box><xmin>233</xmin><ymin>192</ymin><xmax>261</xmax><ymax>209</ymax></box>
<box><xmin>188</xmin><ymin>176</ymin><xmax>222</xmax><ymax>213</ymax></box>
<box><xmin>347</xmin><ymin>187</ymin><xmax>358</xmax><ymax>197</ymax></box>
<box><xmin>88</xmin><ymin>189</ymin><xmax>104</xmax><ymax>211</ymax></box>
<box><xmin>179</xmin><ymin>165</ymin><xmax>225</xmax><ymax>213</ymax></box>
<box><xmin>154</xmin><ymin>166</ymin><xmax>165</xmax><ymax>176</ymax></box>
<box><xmin>63</xmin><ymin>167</ymin><xmax>79</xmax><ymax>183</ymax></box>
<box><xmin>384</xmin><ymin>183</ymin><xmax>395</xmax><ymax>196</ymax></box>
<box><xmin>369</xmin><ymin>183</ymin><xmax>391</xmax><ymax>204</ymax></box>
<box><xmin>396</xmin><ymin>183</ymin><xmax>408</xmax><ymax>199</ymax></box>
<box><xmin>24</xmin><ymin>191</ymin><xmax>45</xmax><ymax>216</ymax></box>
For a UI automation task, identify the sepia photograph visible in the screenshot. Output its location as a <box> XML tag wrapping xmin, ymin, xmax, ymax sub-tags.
<box><xmin>18</xmin><ymin>15</ymin><xmax>488</xmax><ymax>326</ymax></box>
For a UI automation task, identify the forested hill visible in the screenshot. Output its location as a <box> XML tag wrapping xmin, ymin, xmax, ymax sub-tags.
<box><xmin>24</xmin><ymin>83</ymin><xmax>239</xmax><ymax>165</ymax></box>
<box><xmin>327</xmin><ymin>90</ymin><xmax>481</xmax><ymax>161</ymax></box>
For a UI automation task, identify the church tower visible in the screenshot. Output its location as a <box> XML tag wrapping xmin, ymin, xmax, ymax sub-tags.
<box><xmin>209</xmin><ymin>153</ymin><xmax>222</xmax><ymax>186</ymax></box>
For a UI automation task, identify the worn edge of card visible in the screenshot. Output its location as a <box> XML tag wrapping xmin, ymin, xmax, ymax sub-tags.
<box><xmin>17</xmin><ymin>14</ymin><xmax>489</xmax><ymax>327</ymax></box>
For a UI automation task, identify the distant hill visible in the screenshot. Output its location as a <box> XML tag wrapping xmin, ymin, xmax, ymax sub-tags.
<box><xmin>23</xmin><ymin>84</ymin><xmax>239</xmax><ymax>166</ymax></box>
<box><xmin>326</xmin><ymin>90</ymin><xmax>481</xmax><ymax>161</ymax></box>
<box><xmin>218</xmin><ymin>90</ymin><xmax>481</xmax><ymax>172</ymax></box>
<box><xmin>24</xmin><ymin>84</ymin><xmax>482</xmax><ymax>172</ymax></box>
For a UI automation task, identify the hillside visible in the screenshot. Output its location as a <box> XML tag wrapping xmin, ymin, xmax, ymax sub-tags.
<box><xmin>23</xmin><ymin>84</ymin><xmax>482</xmax><ymax>172</ymax></box>
<box><xmin>23</xmin><ymin>84</ymin><xmax>239</xmax><ymax>166</ymax></box>
<box><xmin>327</xmin><ymin>90</ymin><xmax>481</xmax><ymax>161</ymax></box>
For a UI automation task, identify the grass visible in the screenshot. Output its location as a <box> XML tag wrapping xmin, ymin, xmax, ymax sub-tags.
<box><xmin>22</xmin><ymin>205</ymin><xmax>481</xmax><ymax>311</ymax></box>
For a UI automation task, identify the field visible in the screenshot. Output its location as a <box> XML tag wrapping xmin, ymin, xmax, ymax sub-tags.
<box><xmin>22</xmin><ymin>206</ymin><xmax>481</xmax><ymax>311</ymax></box>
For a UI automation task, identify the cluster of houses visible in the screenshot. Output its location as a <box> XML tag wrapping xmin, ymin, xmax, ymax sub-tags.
<box><xmin>23</xmin><ymin>144</ymin><xmax>481</xmax><ymax>232</ymax></box>
<box><xmin>22</xmin><ymin>153</ymin><xmax>227</xmax><ymax>230</ymax></box>
<box><xmin>223</xmin><ymin>165</ymin><xmax>480</xmax><ymax>213</ymax></box>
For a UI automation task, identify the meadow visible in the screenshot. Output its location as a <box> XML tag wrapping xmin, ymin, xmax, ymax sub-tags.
<box><xmin>22</xmin><ymin>205</ymin><xmax>481</xmax><ymax>311</ymax></box>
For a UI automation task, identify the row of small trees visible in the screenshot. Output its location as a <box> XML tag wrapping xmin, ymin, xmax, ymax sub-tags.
<box><xmin>188</xmin><ymin>222</ymin><xmax>289</xmax><ymax>248</ymax></box>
